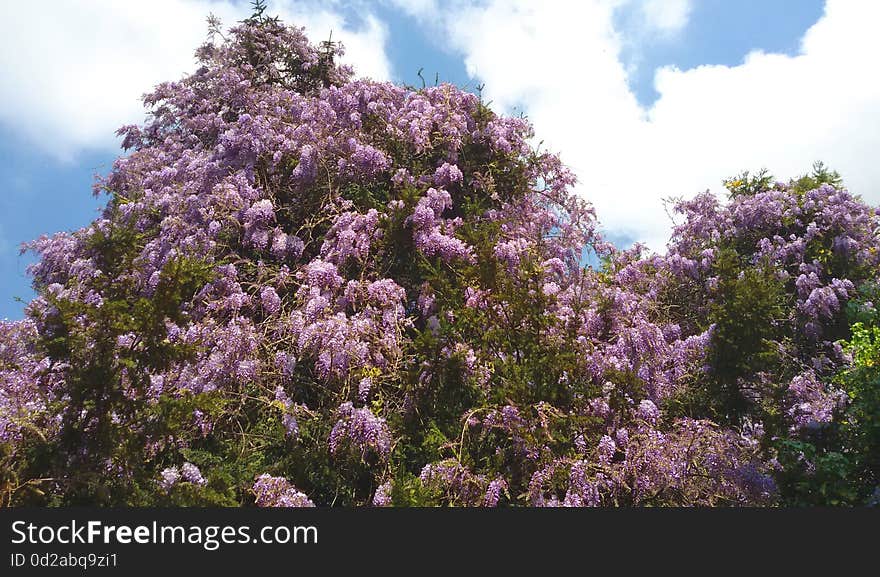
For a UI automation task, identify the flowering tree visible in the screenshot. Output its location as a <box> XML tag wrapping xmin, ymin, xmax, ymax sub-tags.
<box><xmin>639</xmin><ymin>164</ymin><xmax>880</xmax><ymax>504</ymax></box>
<box><xmin>0</xmin><ymin>9</ymin><xmax>876</xmax><ymax>506</ymax></box>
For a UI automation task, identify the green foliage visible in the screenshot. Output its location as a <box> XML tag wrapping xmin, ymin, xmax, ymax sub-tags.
<box><xmin>773</xmin><ymin>438</ymin><xmax>858</xmax><ymax>506</ymax></box>
<box><xmin>835</xmin><ymin>286</ymin><xmax>880</xmax><ymax>500</ymax></box>
<box><xmin>724</xmin><ymin>162</ymin><xmax>843</xmax><ymax>199</ymax></box>
<box><xmin>677</xmin><ymin>248</ymin><xmax>789</xmax><ymax>424</ymax></box>
<box><xmin>790</xmin><ymin>161</ymin><xmax>844</xmax><ymax>194</ymax></box>
<box><xmin>724</xmin><ymin>168</ymin><xmax>774</xmax><ymax>198</ymax></box>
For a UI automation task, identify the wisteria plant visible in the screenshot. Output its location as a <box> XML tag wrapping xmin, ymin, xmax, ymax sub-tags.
<box><xmin>1</xmin><ymin>7</ymin><xmax>877</xmax><ymax>507</ymax></box>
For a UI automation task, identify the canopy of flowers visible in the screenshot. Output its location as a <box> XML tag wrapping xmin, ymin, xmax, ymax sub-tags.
<box><xmin>1</xmin><ymin>10</ymin><xmax>877</xmax><ymax>507</ymax></box>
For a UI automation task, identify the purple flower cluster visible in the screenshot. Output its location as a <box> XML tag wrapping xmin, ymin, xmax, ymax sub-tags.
<box><xmin>785</xmin><ymin>371</ymin><xmax>847</xmax><ymax>433</ymax></box>
<box><xmin>321</xmin><ymin>209</ymin><xmax>382</xmax><ymax>264</ymax></box>
<box><xmin>286</xmin><ymin>261</ymin><xmax>407</xmax><ymax>382</ymax></box>
<box><xmin>0</xmin><ymin>320</ymin><xmax>64</xmax><ymax>444</ymax></box>
<box><xmin>410</xmin><ymin>188</ymin><xmax>474</xmax><ymax>262</ymax></box>
<box><xmin>159</xmin><ymin>463</ymin><xmax>206</xmax><ymax>490</ymax></box>
<box><xmin>260</xmin><ymin>286</ymin><xmax>282</xmax><ymax>315</ymax></box>
<box><xmin>252</xmin><ymin>474</ymin><xmax>314</xmax><ymax>507</ymax></box>
<box><xmin>419</xmin><ymin>459</ymin><xmax>504</xmax><ymax>507</ymax></box>
<box><xmin>328</xmin><ymin>402</ymin><xmax>391</xmax><ymax>461</ymax></box>
<box><xmin>274</xmin><ymin>386</ymin><xmax>300</xmax><ymax>438</ymax></box>
<box><xmin>372</xmin><ymin>481</ymin><xmax>392</xmax><ymax>507</ymax></box>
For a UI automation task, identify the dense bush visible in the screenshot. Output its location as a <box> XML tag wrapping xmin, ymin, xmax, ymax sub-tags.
<box><xmin>645</xmin><ymin>164</ymin><xmax>880</xmax><ymax>504</ymax></box>
<box><xmin>1</xmin><ymin>9</ymin><xmax>877</xmax><ymax>506</ymax></box>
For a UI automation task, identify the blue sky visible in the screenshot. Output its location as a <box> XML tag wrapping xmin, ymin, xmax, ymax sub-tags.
<box><xmin>2</xmin><ymin>0</ymin><xmax>877</xmax><ymax>320</ymax></box>
<box><xmin>616</xmin><ymin>0</ymin><xmax>825</xmax><ymax>106</ymax></box>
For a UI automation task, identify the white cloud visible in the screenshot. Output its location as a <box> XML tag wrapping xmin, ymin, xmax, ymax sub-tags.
<box><xmin>639</xmin><ymin>0</ymin><xmax>692</xmax><ymax>36</ymax></box>
<box><xmin>392</xmin><ymin>0</ymin><xmax>880</xmax><ymax>250</ymax></box>
<box><xmin>385</xmin><ymin>0</ymin><xmax>438</xmax><ymax>18</ymax></box>
<box><xmin>0</xmin><ymin>0</ymin><xmax>391</xmax><ymax>160</ymax></box>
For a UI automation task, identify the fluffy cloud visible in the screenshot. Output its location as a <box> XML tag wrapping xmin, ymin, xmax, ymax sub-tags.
<box><xmin>639</xmin><ymin>0</ymin><xmax>692</xmax><ymax>36</ymax></box>
<box><xmin>393</xmin><ymin>0</ymin><xmax>880</xmax><ymax>249</ymax></box>
<box><xmin>0</xmin><ymin>0</ymin><xmax>391</xmax><ymax>160</ymax></box>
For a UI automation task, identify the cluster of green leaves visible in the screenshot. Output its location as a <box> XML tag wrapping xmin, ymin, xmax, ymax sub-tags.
<box><xmin>822</xmin><ymin>284</ymin><xmax>880</xmax><ymax>503</ymax></box>
<box><xmin>687</xmin><ymin>249</ymin><xmax>790</xmax><ymax>426</ymax></box>
<box><xmin>723</xmin><ymin>162</ymin><xmax>843</xmax><ymax>199</ymax></box>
